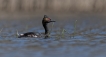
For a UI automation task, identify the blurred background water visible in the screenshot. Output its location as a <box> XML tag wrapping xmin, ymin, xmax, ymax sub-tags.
<box><xmin>0</xmin><ymin>0</ymin><xmax>106</xmax><ymax>57</ymax></box>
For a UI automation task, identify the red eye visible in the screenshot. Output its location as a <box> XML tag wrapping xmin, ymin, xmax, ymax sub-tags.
<box><xmin>48</xmin><ymin>18</ymin><xmax>51</xmax><ymax>21</ymax></box>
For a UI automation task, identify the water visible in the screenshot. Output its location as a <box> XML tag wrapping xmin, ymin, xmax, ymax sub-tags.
<box><xmin>0</xmin><ymin>14</ymin><xmax>106</xmax><ymax>57</ymax></box>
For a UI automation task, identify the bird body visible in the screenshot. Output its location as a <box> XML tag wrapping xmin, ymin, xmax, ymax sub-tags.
<box><xmin>18</xmin><ymin>15</ymin><xmax>55</xmax><ymax>38</ymax></box>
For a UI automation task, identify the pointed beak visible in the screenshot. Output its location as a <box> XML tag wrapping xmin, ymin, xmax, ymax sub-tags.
<box><xmin>50</xmin><ymin>21</ymin><xmax>56</xmax><ymax>22</ymax></box>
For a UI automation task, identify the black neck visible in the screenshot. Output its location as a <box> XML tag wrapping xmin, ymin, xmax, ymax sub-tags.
<box><xmin>42</xmin><ymin>23</ymin><xmax>49</xmax><ymax>35</ymax></box>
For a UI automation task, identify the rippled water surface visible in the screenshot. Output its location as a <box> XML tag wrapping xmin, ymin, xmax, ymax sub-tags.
<box><xmin>0</xmin><ymin>14</ymin><xmax>106</xmax><ymax>57</ymax></box>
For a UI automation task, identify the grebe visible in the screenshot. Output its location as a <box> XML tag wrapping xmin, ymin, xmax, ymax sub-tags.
<box><xmin>18</xmin><ymin>15</ymin><xmax>55</xmax><ymax>38</ymax></box>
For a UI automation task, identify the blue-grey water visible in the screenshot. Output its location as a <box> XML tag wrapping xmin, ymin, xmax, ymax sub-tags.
<box><xmin>0</xmin><ymin>14</ymin><xmax>106</xmax><ymax>57</ymax></box>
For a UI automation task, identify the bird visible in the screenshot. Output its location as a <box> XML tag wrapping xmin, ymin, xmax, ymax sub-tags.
<box><xmin>18</xmin><ymin>15</ymin><xmax>55</xmax><ymax>38</ymax></box>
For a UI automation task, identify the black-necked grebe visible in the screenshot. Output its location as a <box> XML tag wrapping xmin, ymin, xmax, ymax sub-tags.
<box><xmin>18</xmin><ymin>15</ymin><xmax>55</xmax><ymax>38</ymax></box>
